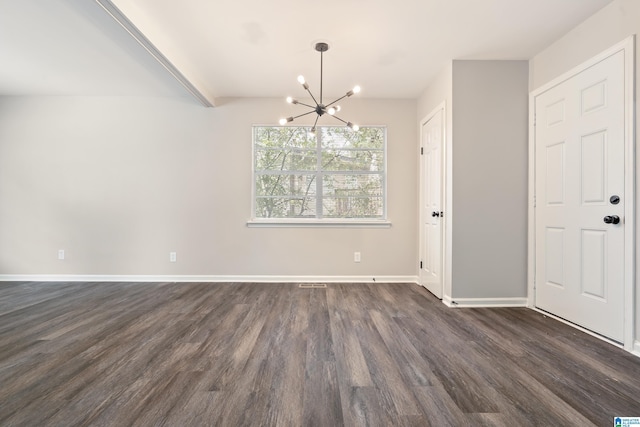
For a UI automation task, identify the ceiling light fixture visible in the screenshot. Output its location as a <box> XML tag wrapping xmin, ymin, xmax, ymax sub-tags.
<box><xmin>279</xmin><ymin>42</ymin><xmax>360</xmax><ymax>134</ymax></box>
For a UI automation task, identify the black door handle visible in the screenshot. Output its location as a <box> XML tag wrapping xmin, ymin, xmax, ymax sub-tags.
<box><xmin>604</xmin><ymin>215</ymin><xmax>620</xmax><ymax>224</ymax></box>
<box><xmin>432</xmin><ymin>211</ymin><xmax>440</xmax><ymax>217</ymax></box>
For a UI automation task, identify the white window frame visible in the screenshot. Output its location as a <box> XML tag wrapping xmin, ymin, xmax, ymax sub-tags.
<box><xmin>248</xmin><ymin>125</ymin><xmax>391</xmax><ymax>228</ymax></box>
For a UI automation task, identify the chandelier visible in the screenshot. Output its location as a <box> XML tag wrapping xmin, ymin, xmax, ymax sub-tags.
<box><xmin>279</xmin><ymin>42</ymin><xmax>360</xmax><ymax>134</ymax></box>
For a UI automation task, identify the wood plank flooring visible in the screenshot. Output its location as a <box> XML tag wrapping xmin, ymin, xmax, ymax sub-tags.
<box><xmin>1</xmin><ymin>281</ymin><xmax>639</xmax><ymax>426</ymax></box>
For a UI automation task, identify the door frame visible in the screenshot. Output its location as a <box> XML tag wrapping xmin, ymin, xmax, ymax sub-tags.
<box><xmin>527</xmin><ymin>36</ymin><xmax>636</xmax><ymax>352</ymax></box>
<box><xmin>419</xmin><ymin>102</ymin><xmax>451</xmax><ymax>301</ymax></box>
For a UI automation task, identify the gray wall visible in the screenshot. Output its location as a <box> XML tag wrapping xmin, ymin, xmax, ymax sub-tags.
<box><xmin>529</xmin><ymin>0</ymin><xmax>640</xmax><ymax>348</ymax></box>
<box><xmin>0</xmin><ymin>96</ymin><xmax>418</xmax><ymax>279</ymax></box>
<box><xmin>451</xmin><ymin>60</ymin><xmax>529</xmax><ymax>299</ymax></box>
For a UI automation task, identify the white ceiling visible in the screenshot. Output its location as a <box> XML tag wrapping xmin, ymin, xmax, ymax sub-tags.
<box><xmin>0</xmin><ymin>0</ymin><xmax>613</xmax><ymax>103</ymax></box>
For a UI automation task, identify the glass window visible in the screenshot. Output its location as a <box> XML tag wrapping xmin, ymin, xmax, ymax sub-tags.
<box><xmin>253</xmin><ymin>126</ymin><xmax>386</xmax><ymax>220</ymax></box>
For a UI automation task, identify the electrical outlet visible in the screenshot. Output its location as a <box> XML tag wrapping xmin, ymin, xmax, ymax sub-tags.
<box><xmin>58</xmin><ymin>249</ymin><xmax>65</xmax><ymax>260</ymax></box>
<box><xmin>169</xmin><ymin>252</ymin><xmax>177</xmax><ymax>262</ymax></box>
<box><xmin>354</xmin><ymin>252</ymin><xmax>361</xmax><ymax>263</ymax></box>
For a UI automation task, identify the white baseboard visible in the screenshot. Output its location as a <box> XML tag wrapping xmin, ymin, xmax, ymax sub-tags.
<box><xmin>0</xmin><ymin>274</ymin><xmax>420</xmax><ymax>284</ymax></box>
<box><xmin>633</xmin><ymin>340</ymin><xmax>640</xmax><ymax>358</ymax></box>
<box><xmin>443</xmin><ymin>297</ymin><xmax>528</xmax><ymax>308</ymax></box>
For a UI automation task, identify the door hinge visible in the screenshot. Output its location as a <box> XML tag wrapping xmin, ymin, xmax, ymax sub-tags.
<box><xmin>420</xmin><ymin>147</ymin><xmax>424</xmax><ymax>155</ymax></box>
<box><xmin>420</xmin><ymin>261</ymin><xmax>423</xmax><ymax>269</ymax></box>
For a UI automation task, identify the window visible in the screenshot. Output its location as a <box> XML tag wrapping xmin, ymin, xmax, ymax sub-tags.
<box><xmin>252</xmin><ymin>125</ymin><xmax>386</xmax><ymax>223</ymax></box>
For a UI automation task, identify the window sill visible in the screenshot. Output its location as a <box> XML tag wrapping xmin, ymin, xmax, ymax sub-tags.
<box><xmin>246</xmin><ymin>219</ymin><xmax>392</xmax><ymax>228</ymax></box>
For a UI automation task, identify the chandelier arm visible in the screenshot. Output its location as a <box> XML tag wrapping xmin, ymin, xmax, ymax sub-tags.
<box><xmin>304</xmin><ymin>87</ymin><xmax>320</xmax><ymax>107</ymax></box>
<box><xmin>291</xmin><ymin>110</ymin><xmax>318</xmax><ymax>121</ymax></box>
<box><xmin>311</xmin><ymin>115</ymin><xmax>320</xmax><ymax>129</ymax></box>
<box><xmin>294</xmin><ymin>101</ymin><xmax>316</xmax><ymax>109</ymax></box>
<box><xmin>324</xmin><ymin>93</ymin><xmax>349</xmax><ymax>108</ymax></box>
<box><xmin>330</xmin><ymin>114</ymin><xmax>348</xmax><ymax>125</ymax></box>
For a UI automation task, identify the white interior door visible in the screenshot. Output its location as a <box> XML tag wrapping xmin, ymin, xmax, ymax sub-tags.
<box><xmin>534</xmin><ymin>50</ymin><xmax>625</xmax><ymax>342</ymax></box>
<box><xmin>420</xmin><ymin>109</ymin><xmax>444</xmax><ymax>298</ymax></box>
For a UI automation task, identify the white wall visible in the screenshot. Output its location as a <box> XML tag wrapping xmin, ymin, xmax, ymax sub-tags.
<box><xmin>0</xmin><ymin>96</ymin><xmax>417</xmax><ymax>279</ymax></box>
<box><xmin>417</xmin><ymin>62</ymin><xmax>453</xmax><ymax>122</ymax></box>
<box><xmin>529</xmin><ymin>0</ymin><xmax>640</xmax><ymax>348</ymax></box>
<box><xmin>416</xmin><ymin>63</ymin><xmax>454</xmax><ymax>298</ymax></box>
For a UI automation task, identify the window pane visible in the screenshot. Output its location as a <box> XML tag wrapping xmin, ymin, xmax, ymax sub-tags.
<box><xmin>322</xmin><ymin>174</ymin><xmax>383</xmax><ymax>197</ymax></box>
<box><xmin>321</xmin><ymin>149</ymin><xmax>384</xmax><ymax>171</ymax></box>
<box><xmin>320</xmin><ymin>127</ymin><xmax>385</xmax><ymax>150</ymax></box>
<box><xmin>255</xmin><ymin>174</ymin><xmax>316</xmax><ymax>197</ymax></box>
<box><xmin>254</xmin><ymin>127</ymin><xmax>316</xmax><ymax>150</ymax></box>
<box><xmin>256</xmin><ymin>196</ymin><xmax>317</xmax><ymax>218</ymax></box>
<box><xmin>256</xmin><ymin>148</ymin><xmax>317</xmax><ymax>172</ymax></box>
<box><xmin>322</xmin><ymin>174</ymin><xmax>383</xmax><ymax>218</ymax></box>
<box><xmin>323</xmin><ymin>197</ymin><xmax>384</xmax><ymax>218</ymax></box>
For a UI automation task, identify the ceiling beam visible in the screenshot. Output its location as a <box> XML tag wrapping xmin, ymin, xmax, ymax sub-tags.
<box><xmin>94</xmin><ymin>0</ymin><xmax>216</xmax><ymax>107</ymax></box>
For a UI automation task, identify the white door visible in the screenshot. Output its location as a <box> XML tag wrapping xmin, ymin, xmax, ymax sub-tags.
<box><xmin>420</xmin><ymin>109</ymin><xmax>444</xmax><ymax>298</ymax></box>
<box><xmin>534</xmin><ymin>50</ymin><xmax>625</xmax><ymax>342</ymax></box>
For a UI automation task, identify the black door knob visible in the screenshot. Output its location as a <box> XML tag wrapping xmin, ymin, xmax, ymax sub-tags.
<box><xmin>604</xmin><ymin>215</ymin><xmax>620</xmax><ymax>224</ymax></box>
<box><xmin>432</xmin><ymin>211</ymin><xmax>440</xmax><ymax>217</ymax></box>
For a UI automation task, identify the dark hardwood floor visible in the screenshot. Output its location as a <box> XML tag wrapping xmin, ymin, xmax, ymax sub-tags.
<box><xmin>0</xmin><ymin>281</ymin><xmax>639</xmax><ymax>426</ymax></box>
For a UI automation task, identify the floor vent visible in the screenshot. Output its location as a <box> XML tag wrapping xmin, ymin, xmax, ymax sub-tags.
<box><xmin>298</xmin><ymin>283</ymin><xmax>327</xmax><ymax>289</ymax></box>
